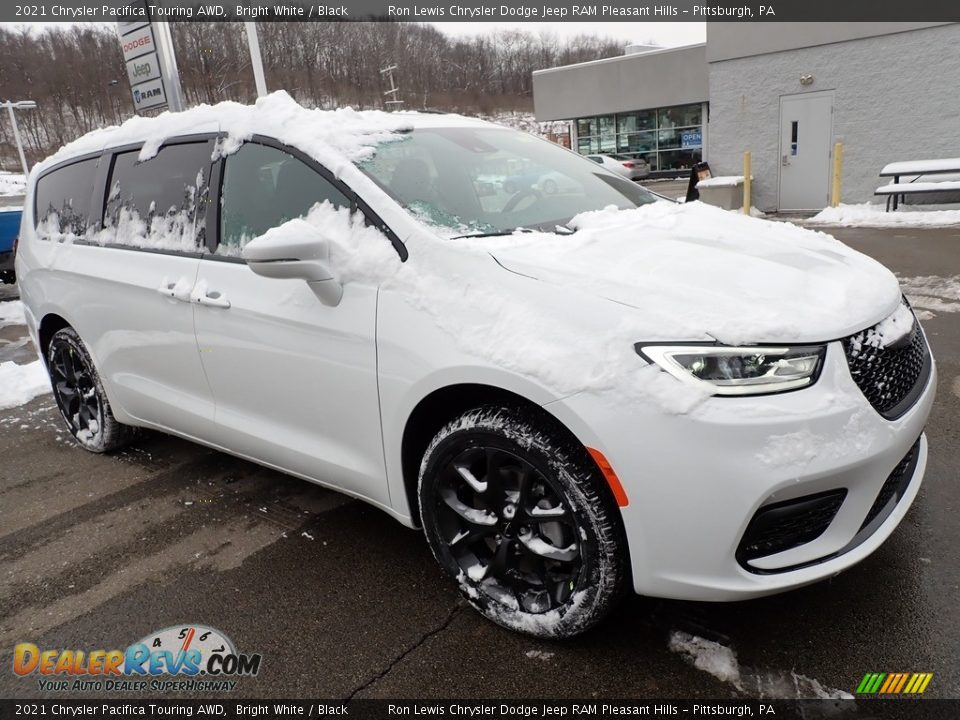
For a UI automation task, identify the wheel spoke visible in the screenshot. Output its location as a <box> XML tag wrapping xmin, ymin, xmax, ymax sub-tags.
<box><xmin>448</xmin><ymin>526</ymin><xmax>495</xmax><ymax>549</ymax></box>
<box><xmin>485</xmin><ymin>536</ymin><xmax>514</xmax><ymax>579</ymax></box>
<box><xmin>454</xmin><ymin>463</ymin><xmax>487</xmax><ymax>493</ymax></box>
<box><xmin>529</xmin><ymin>504</ymin><xmax>567</xmax><ymax>519</ymax></box>
<box><xmin>518</xmin><ymin>532</ymin><xmax>578</xmax><ymax>562</ymax></box>
<box><xmin>439</xmin><ymin>487</ymin><xmax>497</xmax><ymax>526</ymax></box>
<box><xmin>483</xmin><ymin>448</ymin><xmax>506</xmax><ymax>510</ymax></box>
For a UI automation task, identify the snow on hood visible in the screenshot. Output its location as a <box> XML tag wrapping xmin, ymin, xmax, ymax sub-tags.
<box><xmin>485</xmin><ymin>202</ymin><xmax>902</xmax><ymax>344</ymax></box>
<box><xmin>36</xmin><ymin>91</ymin><xmax>412</xmax><ymax>180</ymax></box>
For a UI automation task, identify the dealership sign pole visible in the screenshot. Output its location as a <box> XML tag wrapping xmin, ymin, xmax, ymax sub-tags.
<box><xmin>116</xmin><ymin>0</ymin><xmax>185</xmax><ymax>113</ymax></box>
<box><xmin>1</xmin><ymin>100</ymin><xmax>36</xmax><ymax>176</ymax></box>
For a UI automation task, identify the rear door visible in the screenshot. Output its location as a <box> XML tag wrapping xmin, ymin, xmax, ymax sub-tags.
<box><xmin>193</xmin><ymin>139</ymin><xmax>388</xmax><ymax>504</ymax></box>
<box><xmin>34</xmin><ymin>140</ymin><xmax>216</xmax><ymax>436</ymax></box>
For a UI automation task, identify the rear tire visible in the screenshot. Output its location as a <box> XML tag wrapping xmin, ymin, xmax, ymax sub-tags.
<box><xmin>46</xmin><ymin>327</ymin><xmax>134</xmax><ymax>453</ymax></box>
<box><xmin>418</xmin><ymin>405</ymin><xmax>627</xmax><ymax>638</ymax></box>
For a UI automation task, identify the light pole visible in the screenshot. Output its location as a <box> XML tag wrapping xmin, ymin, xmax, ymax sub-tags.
<box><xmin>1</xmin><ymin>100</ymin><xmax>37</xmax><ymax>177</ymax></box>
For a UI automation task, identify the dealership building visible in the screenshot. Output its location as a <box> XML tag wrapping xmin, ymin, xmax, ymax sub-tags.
<box><xmin>533</xmin><ymin>23</ymin><xmax>960</xmax><ymax>211</ymax></box>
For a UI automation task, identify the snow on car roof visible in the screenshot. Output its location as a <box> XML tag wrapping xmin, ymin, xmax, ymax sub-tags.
<box><xmin>35</xmin><ymin>91</ymin><xmax>493</xmax><ymax>179</ymax></box>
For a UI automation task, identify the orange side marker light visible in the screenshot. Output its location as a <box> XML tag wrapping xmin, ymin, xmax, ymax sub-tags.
<box><xmin>587</xmin><ymin>447</ymin><xmax>629</xmax><ymax>507</ymax></box>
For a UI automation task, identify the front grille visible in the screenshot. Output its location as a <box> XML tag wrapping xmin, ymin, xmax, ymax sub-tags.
<box><xmin>860</xmin><ymin>436</ymin><xmax>922</xmax><ymax>531</ymax></box>
<box><xmin>843</xmin><ymin>302</ymin><xmax>931</xmax><ymax>420</ymax></box>
<box><xmin>737</xmin><ymin>490</ymin><xmax>847</xmax><ymax>564</ymax></box>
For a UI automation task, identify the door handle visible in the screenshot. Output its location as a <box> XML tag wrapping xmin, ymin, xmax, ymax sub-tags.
<box><xmin>196</xmin><ymin>290</ymin><xmax>231</xmax><ymax>309</ymax></box>
<box><xmin>156</xmin><ymin>278</ymin><xmax>192</xmax><ymax>302</ymax></box>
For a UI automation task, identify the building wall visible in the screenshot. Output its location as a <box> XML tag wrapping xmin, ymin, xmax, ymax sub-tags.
<box><xmin>707</xmin><ymin>23</ymin><xmax>960</xmax><ymax>211</ymax></box>
<box><xmin>706</xmin><ymin>22</ymin><xmax>951</xmax><ymax>62</ymax></box>
<box><xmin>533</xmin><ymin>44</ymin><xmax>708</xmax><ymax>121</ymax></box>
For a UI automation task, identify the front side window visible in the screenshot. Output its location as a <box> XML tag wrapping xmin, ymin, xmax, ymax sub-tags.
<box><xmin>219</xmin><ymin>142</ymin><xmax>350</xmax><ymax>254</ymax></box>
<box><xmin>35</xmin><ymin>157</ymin><xmax>99</xmax><ymax>238</ymax></box>
<box><xmin>103</xmin><ymin>142</ymin><xmax>211</xmax><ymax>252</ymax></box>
<box><xmin>360</xmin><ymin>127</ymin><xmax>659</xmax><ymax>237</ymax></box>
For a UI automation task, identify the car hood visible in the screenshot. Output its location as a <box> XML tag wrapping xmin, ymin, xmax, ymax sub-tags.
<box><xmin>485</xmin><ymin>202</ymin><xmax>902</xmax><ymax>345</ymax></box>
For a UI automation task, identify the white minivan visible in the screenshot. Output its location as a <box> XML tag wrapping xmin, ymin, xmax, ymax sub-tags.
<box><xmin>17</xmin><ymin>94</ymin><xmax>935</xmax><ymax>637</ymax></box>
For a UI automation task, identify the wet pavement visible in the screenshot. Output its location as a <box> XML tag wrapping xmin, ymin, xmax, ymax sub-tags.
<box><xmin>1</xmin><ymin>225</ymin><xmax>959</xmax><ymax>701</ymax></box>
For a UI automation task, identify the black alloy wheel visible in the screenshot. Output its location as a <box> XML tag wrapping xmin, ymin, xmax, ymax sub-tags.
<box><xmin>419</xmin><ymin>405</ymin><xmax>627</xmax><ymax>638</ymax></box>
<box><xmin>436</xmin><ymin>445</ymin><xmax>582</xmax><ymax>614</ymax></box>
<box><xmin>46</xmin><ymin>327</ymin><xmax>133</xmax><ymax>453</ymax></box>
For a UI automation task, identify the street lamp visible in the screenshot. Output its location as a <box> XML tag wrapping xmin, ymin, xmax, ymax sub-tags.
<box><xmin>1</xmin><ymin>100</ymin><xmax>37</xmax><ymax>177</ymax></box>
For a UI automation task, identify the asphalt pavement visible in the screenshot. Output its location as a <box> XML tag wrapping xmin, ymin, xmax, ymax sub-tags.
<box><xmin>1</xmin><ymin>225</ymin><xmax>958</xmax><ymax>701</ymax></box>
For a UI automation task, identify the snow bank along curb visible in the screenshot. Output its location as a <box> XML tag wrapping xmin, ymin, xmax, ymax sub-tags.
<box><xmin>808</xmin><ymin>203</ymin><xmax>960</xmax><ymax>227</ymax></box>
<box><xmin>0</xmin><ymin>360</ymin><xmax>51</xmax><ymax>410</ymax></box>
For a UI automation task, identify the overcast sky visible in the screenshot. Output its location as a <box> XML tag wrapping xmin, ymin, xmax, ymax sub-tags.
<box><xmin>11</xmin><ymin>21</ymin><xmax>707</xmax><ymax>48</ymax></box>
<box><xmin>433</xmin><ymin>22</ymin><xmax>705</xmax><ymax>47</ymax></box>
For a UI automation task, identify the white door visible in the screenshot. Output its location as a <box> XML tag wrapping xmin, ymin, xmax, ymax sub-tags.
<box><xmin>193</xmin><ymin>141</ymin><xmax>388</xmax><ymax>504</ymax></box>
<box><xmin>779</xmin><ymin>91</ymin><xmax>834</xmax><ymax>211</ymax></box>
<box><xmin>76</xmin><ymin>142</ymin><xmax>216</xmax><ymax>436</ymax></box>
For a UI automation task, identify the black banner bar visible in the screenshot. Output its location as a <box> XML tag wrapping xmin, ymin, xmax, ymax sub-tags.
<box><xmin>2</xmin><ymin>699</ymin><xmax>960</xmax><ymax>720</ymax></box>
<box><xmin>6</xmin><ymin>0</ymin><xmax>960</xmax><ymax>23</ymax></box>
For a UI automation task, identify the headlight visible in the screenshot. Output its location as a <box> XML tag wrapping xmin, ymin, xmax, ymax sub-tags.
<box><xmin>635</xmin><ymin>344</ymin><xmax>826</xmax><ymax>396</ymax></box>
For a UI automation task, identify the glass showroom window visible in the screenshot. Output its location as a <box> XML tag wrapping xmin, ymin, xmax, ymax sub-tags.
<box><xmin>575</xmin><ymin>103</ymin><xmax>704</xmax><ymax>172</ymax></box>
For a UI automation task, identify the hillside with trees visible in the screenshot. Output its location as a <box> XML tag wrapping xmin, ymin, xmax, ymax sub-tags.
<box><xmin>0</xmin><ymin>22</ymin><xmax>624</xmax><ymax>166</ymax></box>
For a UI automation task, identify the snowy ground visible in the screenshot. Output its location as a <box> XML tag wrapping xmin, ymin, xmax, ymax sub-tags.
<box><xmin>808</xmin><ymin>202</ymin><xmax>960</xmax><ymax>227</ymax></box>
<box><xmin>0</xmin><ymin>300</ymin><xmax>50</xmax><ymax>410</ymax></box>
<box><xmin>0</xmin><ymin>172</ymin><xmax>26</xmax><ymax>197</ymax></box>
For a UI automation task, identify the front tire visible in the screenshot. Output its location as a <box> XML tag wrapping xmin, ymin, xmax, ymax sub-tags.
<box><xmin>46</xmin><ymin>327</ymin><xmax>133</xmax><ymax>453</ymax></box>
<box><xmin>418</xmin><ymin>405</ymin><xmax>627</xmax><ymax>638</ymax></box>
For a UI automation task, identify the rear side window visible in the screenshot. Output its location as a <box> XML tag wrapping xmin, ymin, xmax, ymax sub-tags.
<box><xmin>103</xmin><ymin>142</ymin><xmax>211</xmax><ymax>252</ymax></box>
<box><xmin>35</xmin><ymin>157</ymin><xmax>99</xmax><ymax>237</ymax></box>
<box><xmin>219</xmin><ymin>142</ymin><xmax>350</xmax><ymax>254</ymax></box>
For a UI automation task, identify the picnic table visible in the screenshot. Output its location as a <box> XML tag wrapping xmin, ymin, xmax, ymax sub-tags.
<box><xmin>876</xmin><ymin>157</ymin><xmax>960</xmax><ymax>211</ymax></box>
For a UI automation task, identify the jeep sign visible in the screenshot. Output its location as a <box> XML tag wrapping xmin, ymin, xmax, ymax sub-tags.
<box><xmin>126</xmin><ymin>52</ymin><xmax>161</xmax><ymax>87</ymax></box>
<box><xmin>120</xmin><ymin>25</ymin><xmax>155</xmax><ymax>63</ymax></box>
<box><xmin>130</xmin><ymin>77</ymin><xmax>168</xmax><ymax>111</ymax></box>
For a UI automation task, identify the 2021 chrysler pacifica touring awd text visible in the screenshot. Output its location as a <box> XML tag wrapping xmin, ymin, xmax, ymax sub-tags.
<box><xmin>17</xmin><ymin>93</ymin><xmax>935</xmax><ymax>637</ymax></box>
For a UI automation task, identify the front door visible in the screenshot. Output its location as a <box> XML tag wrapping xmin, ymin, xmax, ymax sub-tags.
<box><xmin>193</xmin><ymin>140</ymin><xmax>388</xmax><ymax>505</ymax></box>
<box><xmin>779</xmin><ymin>91</ymin><xmax>834</xmax><ymax>211</ymax></box>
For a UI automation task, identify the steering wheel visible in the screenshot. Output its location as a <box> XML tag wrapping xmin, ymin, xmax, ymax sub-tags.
<box><xmin>503</xmin><ymin>187</ymin><xmax>542</xmax><ymax>213</ymax></box>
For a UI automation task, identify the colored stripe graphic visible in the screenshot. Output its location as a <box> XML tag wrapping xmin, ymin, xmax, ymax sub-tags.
<box><xmin>857</xmin><ymin>672</ymin><xmax>933</xmax><ymax>694</ymax></box>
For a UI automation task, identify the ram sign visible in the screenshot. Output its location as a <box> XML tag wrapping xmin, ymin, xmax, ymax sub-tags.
<box><xmin>130</xmin><ymin>78</ymin><xmax>168</xmax><ymax>111</ymax></box>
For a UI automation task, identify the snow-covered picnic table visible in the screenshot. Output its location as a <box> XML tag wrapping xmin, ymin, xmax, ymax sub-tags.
<box><xmin>876</xmin><ymin>158</ymin><xmax>960</xmax><ymax>211</ymax></box>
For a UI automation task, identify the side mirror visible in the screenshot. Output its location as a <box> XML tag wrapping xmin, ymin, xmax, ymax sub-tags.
<box><xmin>242</xmin><ymin>220</ymin><xmax>343</xmax><ymax>306</ymax></box>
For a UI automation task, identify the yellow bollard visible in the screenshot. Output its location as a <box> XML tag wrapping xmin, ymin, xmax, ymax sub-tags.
<box><xmin>742</xmin><ymin>151</ymin><xmax>752</xmax><ymax>215</ymax></box>
<box><xmin>831</xmin><ymin>142</ymin><xmax>844</xmax><ymax>208</ymax></box>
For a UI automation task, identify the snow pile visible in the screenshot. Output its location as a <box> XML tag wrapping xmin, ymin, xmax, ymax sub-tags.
<box><xmin>0</xmin><ymin>360</ymin><xmax>51</xmax><ymax>410</ymax></box>
<box><xmin>0</xmin><ymin>173</ymin><xmax>26</xmax><ymax>196</ymax></box>
<box><xmin>483</xmin><ymin>201</ymin><xmax>901</xmax><ymax>346</ymax></box>
<box><xmin>669</xmin><ymin>631</ymin><xmax>742</xmax><ymax>688</ymax></box>
<box><xmin>808</xmin><ymin>203</ymin><xmax>960</xmax><ymax>227</ymax></box>
<box><xmin>861</xmin><ymin>301</ymin><xmax>914</xmax><ymax>349</ymax></box>
<box><xmin>0</xmin><ymin>300</ymin><xmax>25</xmax><ymax>326</ymax></box>
<box><xmin>39</xmin><ymin>91</ymin><xmax>412</xmax><ymax>178</ymax></box>
<box><xmin>668</xmin><ymin>631</ymin><xmax>854</xmax><ymax>701</ymax></box>
<box><xmin>247</xmin><ymin>201</ymin><xmax>403</xmax><ymax>284</ymax></box>
<box><xmin>898</xmin><ymin>274</ymin><xmax>960</xmax><ymax>316</ymax></box>
<box><xmin>756</xmin><ymin>407</ymin><xmax>881</xmax><ymax>469</ymax></box>
<box><xmin>697</xmin><ymin>175</ymin><xmax>748</xmax><ymax>188</ymax></box>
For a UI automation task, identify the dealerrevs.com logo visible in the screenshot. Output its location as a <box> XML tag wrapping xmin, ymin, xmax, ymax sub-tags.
<box><xmin>13</xmin><ymin>624</ymin><xmax>262</xmax><ymax>693</ymax></box>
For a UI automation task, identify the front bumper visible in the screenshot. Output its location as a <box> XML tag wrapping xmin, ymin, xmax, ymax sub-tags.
<box><xmin>546</xmin><ymin>339</ymin><xmax>936</xmax><ymax>601</ymax></box>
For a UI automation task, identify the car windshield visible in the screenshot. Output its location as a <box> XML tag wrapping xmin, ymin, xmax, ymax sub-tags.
<box><xmin>358</xmin><ymin>126</ymin><xmax>659</xmax><ymax>237</ymax></box>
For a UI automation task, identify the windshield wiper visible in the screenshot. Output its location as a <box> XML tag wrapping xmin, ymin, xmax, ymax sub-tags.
<box><xmin>450</xmin><ymin>228</ymin><xmax>521</xmax><ymax>240</ymax></box>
